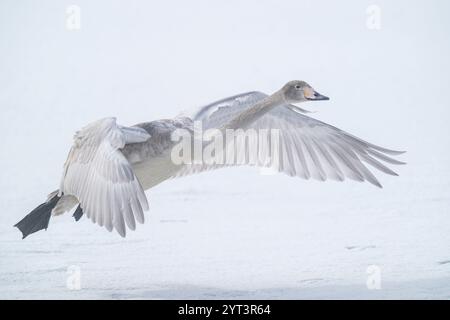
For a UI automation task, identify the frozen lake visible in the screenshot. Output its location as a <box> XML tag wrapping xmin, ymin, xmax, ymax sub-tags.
<box><xmin>1</xmin><ymin>157</ymin><xmax>450</xmax><ymax>299</ymax></box>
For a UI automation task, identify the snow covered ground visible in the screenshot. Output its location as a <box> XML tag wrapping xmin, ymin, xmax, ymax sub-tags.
<box><xmin>1</xmin><ymin>162</ymin><xmax>449</xmax><ymax>299</ymax></box>
<box><xmin>0</xmin><ymin>0</ymin><xmax>449</xmax><ymax>299</ymax></box>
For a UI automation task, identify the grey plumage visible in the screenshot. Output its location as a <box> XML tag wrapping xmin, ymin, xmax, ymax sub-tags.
<box><xmin>15</xmin><ymin>80</ymin><xmax>405</xmax><ymax>238</ymax></box>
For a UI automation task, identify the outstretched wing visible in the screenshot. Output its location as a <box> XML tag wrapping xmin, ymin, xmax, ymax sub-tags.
<box><xmin>61</xmin><ymin>118</ymin><xmax>151</xmax><ymax>237</ymax></box>
<box><xmin>176</xmin><ymin>92</ymin><xmax>405</xmax><ymax>187</ymax></box>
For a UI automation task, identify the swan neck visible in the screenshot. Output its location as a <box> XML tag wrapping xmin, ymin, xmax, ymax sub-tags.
<box><xmin>225</xmin><ymin>90</ymin><xmax>285</xmax><ymax>130</ymax></box>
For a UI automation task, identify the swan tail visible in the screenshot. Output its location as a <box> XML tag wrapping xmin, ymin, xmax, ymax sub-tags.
<box><xmin>14</xmin><ymin>193</ymin><xmax>61</xmax><ymax>239</ymax></box>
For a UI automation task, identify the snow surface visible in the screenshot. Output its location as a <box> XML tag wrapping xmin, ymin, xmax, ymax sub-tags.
<box><xmin>0</xmin><ymin>0</ymin><xmax>449</xmax><ymax>299</ymax></box>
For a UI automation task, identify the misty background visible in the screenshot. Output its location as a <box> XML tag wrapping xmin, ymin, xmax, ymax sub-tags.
<box><xmin>0</xmin><ymin>0</ymin><xmax>449</xmax><ymax>299</ymax></box>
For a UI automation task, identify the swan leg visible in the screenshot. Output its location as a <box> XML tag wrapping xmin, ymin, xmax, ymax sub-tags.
<box><xmin>14</xmin><ymin>194</ymin><xmax>60</xmax><ymax>239</ymax></box>
<box><xmin>72</xmin><ymin>205</ymin><xmax>84</xmax><ymax>221</ymax></box>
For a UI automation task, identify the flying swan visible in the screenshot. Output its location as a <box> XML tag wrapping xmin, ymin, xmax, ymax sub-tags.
<box><xmin>15</xmin><ymin>80</ymin><xmax>405</xmax><ymax>238</ymax></box>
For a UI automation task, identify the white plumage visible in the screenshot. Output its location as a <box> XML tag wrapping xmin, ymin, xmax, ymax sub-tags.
<box><xmin>60</xmin><ymin>118</ymin><xmax>150</xmax><ymax>237</ymax></box>
<box><xmin>28</xmin><ymin>81</ymin><xmax>404</xmax><ymax>238</ymax></box>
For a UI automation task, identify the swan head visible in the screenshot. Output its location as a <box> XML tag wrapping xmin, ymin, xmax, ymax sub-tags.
<box><xmin>281</xmin><ymin>80</ymin><xmax>329</xmax><ymax>103</ymax></box>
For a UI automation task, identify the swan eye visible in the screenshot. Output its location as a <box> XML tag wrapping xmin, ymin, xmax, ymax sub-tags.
<box><xmin>295</xmin><ymin>85</ymin><xmax>301</xmax><ymax>89</ymax></box>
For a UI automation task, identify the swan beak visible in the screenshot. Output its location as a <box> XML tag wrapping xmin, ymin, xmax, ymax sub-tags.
<box><xmin>307</xmin><ymin>91</ymin><xmax>329</xmax><ymax>101</ymax></box>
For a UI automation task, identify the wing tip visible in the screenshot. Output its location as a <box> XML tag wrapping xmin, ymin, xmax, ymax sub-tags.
<box><xmin>373</xmin><ymin>181</ymin><xmax>383</xmax><ymax>189</ymax></box>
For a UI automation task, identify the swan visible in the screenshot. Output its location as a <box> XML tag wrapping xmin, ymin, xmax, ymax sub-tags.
<box><xmin>15</xmin><ymin>80</ymin><xmax>405</xmax><ymax>238</ymax></box>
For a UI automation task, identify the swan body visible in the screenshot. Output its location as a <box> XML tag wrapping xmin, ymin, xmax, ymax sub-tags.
<box><xmin>15</xmin><ymin>81</ymin><xmax>405</xmax><ymax>238</ymax></box>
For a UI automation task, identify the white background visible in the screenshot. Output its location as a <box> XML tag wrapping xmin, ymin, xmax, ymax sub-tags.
<box><xmin>0</xmin><ymin>0</ymin><xmax>449</xmax><ymax>298</ymax></box>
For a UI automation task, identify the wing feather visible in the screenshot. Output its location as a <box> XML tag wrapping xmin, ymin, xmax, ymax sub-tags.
<box><xmin>176</xmin><ymin>92</ymin><xmax>404</xmax><ymax>187</ymax></box>
<box><xmin>61</xmin><ymin>118</ymin><xmax>151</xmax><ymax>236</ymax></box>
